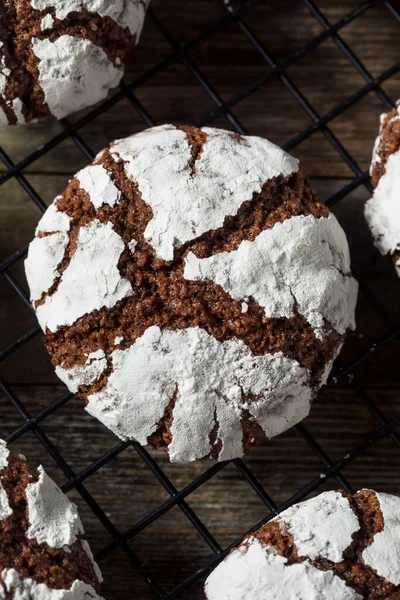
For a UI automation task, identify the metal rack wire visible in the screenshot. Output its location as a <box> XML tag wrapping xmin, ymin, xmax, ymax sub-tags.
<box><xmin>1</xmin><ymin>0</ymin><xmax>400</xmax><ymax>598</ymax></box>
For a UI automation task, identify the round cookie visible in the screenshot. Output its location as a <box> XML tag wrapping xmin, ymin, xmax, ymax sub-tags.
<box><xmin>365</xmin><ymin>101</ymin><xmax>400</xmax><ymax>275</ymax></box>
<box><xmin>0</xmin><ymin>439</ymin><xmax>103</xmax><ymax>599</ymax></box>
<box><xmin>205</xmin><ymin>489</ymin><xmax>400</xmax><ymax>600</ymax></box>
<box><xmin>25</xmin><ymin>124</ymin><xmax>358</xmax><ymax>463</ymax></box>
<box><xmin>0</xmin><ymin>0</ymin><xmax>149</xmax><ymax>126</ymax></box>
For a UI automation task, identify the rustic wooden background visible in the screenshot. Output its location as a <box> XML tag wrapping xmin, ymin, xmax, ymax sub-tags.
<box><xmin>1</xmin><ymin>1</ymin><xmax>400</xmax><ymax>598</ymax></box>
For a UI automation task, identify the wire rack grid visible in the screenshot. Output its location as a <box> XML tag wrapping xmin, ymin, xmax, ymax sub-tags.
<box><xmin>1</xmin><ymin>0</ymin><xmax>400</xmax><ymax>598</ymax></box>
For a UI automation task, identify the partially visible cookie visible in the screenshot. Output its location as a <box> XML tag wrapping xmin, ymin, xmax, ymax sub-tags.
<box><xmin>0</xmin><ymin>439</ymin><xmax>103</xmax><ymax>599</ymax></box>
<box><xmin>0</xmin><ymin>0</ymin><xmax>149</xmax><ymax>126</ymax></box>
<box><xmin>205</xmin><ymin>489</ymin><xmax>400</xmax><ymax>600</ymax></box>
<box><xmin>365</xmin><ymin>101</ymin><xmax>400</xmax><ymax>275</ymax></box>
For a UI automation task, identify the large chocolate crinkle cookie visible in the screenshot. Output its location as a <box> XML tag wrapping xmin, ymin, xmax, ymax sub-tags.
<box><xmin>25</xmin><ymin>124</ymin><xmax>358</xmax><ymax>463</ymax></box>
<box><xmin>205</xmin><ymin>489</ymin><xmax>400</xmax><ymax>600</ymax></box>
<box><xmin>0</xmin><ymin>439</ymin><xmax>103</xmax><ymax>600</ymax></box>
<box><xmin>0</xmin><ymin>0</ymin><xmax>149</xmax><ymax>126</ymax></box>
<box><xmin>365</xmin><ymin>101</ymin><xmax>400</xmax><ymax>276</ymax></box>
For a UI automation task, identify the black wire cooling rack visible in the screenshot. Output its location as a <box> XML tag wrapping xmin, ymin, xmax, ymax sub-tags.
<box><xmin>1</xmin><ymin>0</ymin><xmax>400</xmax><ymax>598</ymax></box>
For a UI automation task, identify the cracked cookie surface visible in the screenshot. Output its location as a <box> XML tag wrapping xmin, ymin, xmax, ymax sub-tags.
<box><xmin>0</xmin><ymin>439</ymin><xmax>103</xmax><ymax>600</ymax></box>
<box><xmin>365</xmin><ymin>102</ymin><xmax>400</xmax><ymax>275</ymax></box>
<box><xmin>0</xmin><ymin>0</ymin><xmax>149</xmax><ymax>126</ymax></box>
<box><xmin>205</xmin><ymin>489</ymin><xmax>400</xmax><ymax>600</ymax></box>
<box><xmin>25</xmin><ymin>124</ymin><xmax>358</xmax><ymax>463</ymax></box>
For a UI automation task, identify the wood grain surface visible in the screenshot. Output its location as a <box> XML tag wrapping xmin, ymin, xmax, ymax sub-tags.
<box><xmin>1</xmin><ymin>1</ymin><xmax>400</xmax><ymax>598</ymax></box>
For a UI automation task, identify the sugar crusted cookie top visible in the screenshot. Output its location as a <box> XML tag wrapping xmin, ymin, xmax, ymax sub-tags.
<box><xmin>0</xmin><ymin>439</ymin><xmax>103</xmax><ymax>599</ymax></box>
<box><xmin>205</xmin><ymin>489</ymin><xmax>400</xmax><ymax>600</ymax></box>
<box><xmin>365</xmin><ymin>102</ymin><xmax>400</xmax><ymax>276</ymax></box>
<box><xmin>0</xmin><ymin>0</ymin><xmax>149</xmax><ymax>126</ymax></box>
<box><xmin>25</xmin><ymin>125</ymin><xmax>357</xmax><ymax>462</ymax></box>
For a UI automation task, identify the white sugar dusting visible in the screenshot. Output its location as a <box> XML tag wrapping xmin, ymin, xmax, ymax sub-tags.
<box><xmin>128</xmin><ymin>239</ymin><xmax>137</xmax><ymax>253</ymax></box>
<box><xmin>76</xmin><ymin>164</ymin><xmax>121</xmax><ymax>209</ymax></box>
<box><xmin>25</xmin><ymin>234</ymin><xmax>69</xmax><ymax>302</ymax></box>
<box><xmin>0</xmin><ymin>569</ymin><xmax>104</xmax><ymax>600</ymax></box>
<box><xmin>0</xmin><ymin>440</ymin><xmax>12</xmax><ymax>521</ymax></box>
<box><xmin>31</xmin><ymin>36</ymin><xmax>122</xmax><ymax>120</ymax></box>
<box><xmin>26</xmin><ymin>466</ymin><xmax>83</xmax><ymax>548</ymax></box>
<box><xmin>0</xmin><ymin>439</ymin><xmax>9</xmax><ymax>471</ymax></box>
<box><xmin>56</xmin><ymin>350</ymin><xmax>107</xmax><ymax>393</ymax></box>
<box><xmin>86</xmin><ymin>326</ymin><xmax>312</xmax><ymax>463</ymax></box>
<box><xmin>0</xmin><ymin>482</ymin><xmax>12</xmax><ymax>521</ymax></box>
<box><xmin>277</xmin><ymin>491</ymin><xmax>359</xmax><ymax>562</ymax></box>
<box><xmin>362</xmin><ymin>491</ymin><xmax>400</xmax><ymax>585</ymax></box>
<box><xmin>184</xmin><ymin>214</ymin><xmax>358</xmax><ymax>338</ymax></box>
<box><xmin>31</xmin><ymin>0</ymin><xmax>149</xmax><ymax>36</ymax></box>
<box><xmin>204</xmin><ymin>537</ymin><xmax>361</xmax><ymax>600</ymax></box>
<box><xmin>41</xmin><ymin>14</ymin><xmax>54</xmax><ymax>30</ymax></box>
<box><xmin>111</xmin><ymin>124</ymin><xmax>298</xmax><ymax>261</ymax></box>
<box><xmin>25</xmin><ymin>203</ymin><xmax>72</xmax><ymax>303</ymax></box>
<box><xmin>12</xmin><ymin>98</ymin><xmax>25</xmax><ymax>124</ymax></box>
<box><xmin>36</xmin><ymin>219</ymin><xmax>132</xmax><ymax>333</ymax></box>
<box><xmin>35</xmin><ymin>200</ymin><xmax>71</xmax><ymax>236</ymax></box>
<box><xmin>365</xmin><ymin>150</ymin><xmax>400</xmax><ymax>258</ymax></box>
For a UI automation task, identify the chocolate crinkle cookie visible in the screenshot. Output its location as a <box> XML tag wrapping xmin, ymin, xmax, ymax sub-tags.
<box><xmin>0</xmin><ymin>0</ymin><xmax>149</xmax><ymax>126</ymax></box>
<box><xmin>0</xmin><ymin>439</ymin><xmax>103</xmax><ymax>600</ymax></box>
<box><xmin>365</xmin><ymin>101</ymin><xmax>400</xmax><ymax>275</ymax></box>
<box><xmin>205</xmin><ymin>489</ymin><xmax>400</xmax><ymax>600</ymax></box>
<box><xmin>25</xmin><ymin>124</ymin><xmax>358</xmax><ymax>463</ymax></box>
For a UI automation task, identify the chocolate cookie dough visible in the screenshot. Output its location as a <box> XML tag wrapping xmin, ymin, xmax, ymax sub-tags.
<box><xmin>0</xmin><ymin>439</ymin><xmax>103</xmax><ymax>599</ymax></box>
<box><xmin>25</xmin><ymin>124</ymin><xmax>358</xmax><ymax>463</ymax></box>
<box><xmin>365</xmin><ymin>101</ymin><xmax>400</xmax><ymax>275</ymax></box>
<box><xmin>0</xmin><ymin>0</ymin><xmax>149</xmax><ymax>126</ymax></box>
<box><xmin>205</xmin><ymin>489</ymin><xmax>400</xmax><ymax>600</ymax></box>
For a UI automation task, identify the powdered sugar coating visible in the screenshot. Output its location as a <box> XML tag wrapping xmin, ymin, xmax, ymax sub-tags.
<box><xmin>25</xmin><ymin>231</ymin><xmax>70</xmax><ymax>303</ymax></box>
<box><xmin>26</xmin><ymin>466</ymin><xmax>84</xmax><ymax>548</ymax></box>
<box><xmin>12</xmin><ymin>98</ymin><xmax>25</xmax><ymax>124</ymax></box>
<box><xmin>128</xmin><ymin>239</ymin><xmax>137</xmax><ymax>253</ymax></box>
<box><xmin>31</xmin><ymin>36</ymin><xmax>122</xmax><ymax>120</ymax></box>
<box><xmin>41</xmin><ymin>14</ymin><xmax>54</xmax><ymax>30</ymax></box>
<box><xmin>76</xmin><ymin>164</ymin><xmax>121</xmax><ymax>209</ymax></box>
<box><xmin>204</xmin><ymin>537</ymin><xmax>361</xmax><ymax>600</ymax></box>
<box><xmin>365</xmin><ymin>150</ymin><xmax>400</xmax><ymax>258</ymax></box>
<box><xmin>277</xmin><ymin>491</ymin><xmax>359</xmax><ymax>562</ymax></box>
<box><xmin>56</xmin><ymin>350</ymin><xmax>107</xmax><ymax>393</ymax></box>
<box><xmin>111</xmin><ymin>124</ymin><xmax>299</xmax><ymax>261</ymax></box>
<box><xmin>35</xmin><ymin>199</ymin><xmax>71</xmax><ymax>235</ymax></box>
<box><xmin>86</xmin><ymin>325</ymin><xmax>312</xmax><ymax>463</ymax></box>
<box><xmin>0</xmin><ymin>439</ymin><xmax>9</xmax><ymax>471</ymax></box>
<box><xmin>185</xmin><ymin>213</ymin><xmax>358</xmax><ymax>338</ymax></box>
<box><xmin>35</xmin><ymin>219</ymin><xmax>132</xmax><ymax>333</ymax></box>
<box><xmin>0</xmin><ymin>569</ymin><xmax>104</xmax><ymax>600</ymax></box>
<box><xmin>362</xmin><ymin>491</ymin><xmax>400</xmax><ymax>585</ymax></box>
<box><xmin>0</xmin><ymin>441</ymin><xmax>12</xmax><ymax>521</ymax></box>
<box><xmin>30</xmin><ymin>0</ymin><xmax>149</xmax><ymax>36</ymax></box>
<box><xmin>0</xmin><ymin>56</ymin><xmax>25</xmax><ymax>125</ymax></box>
<box><xmin>0</xmin><ymin>483</ymin><xmax>12</xmax><ymax>522</ymax></box>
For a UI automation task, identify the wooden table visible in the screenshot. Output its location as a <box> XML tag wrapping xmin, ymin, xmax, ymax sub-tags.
<box><xmin>1</xmin><ymin>1</ymin><xmax>400</xmax><ymax>598</ymax></box>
